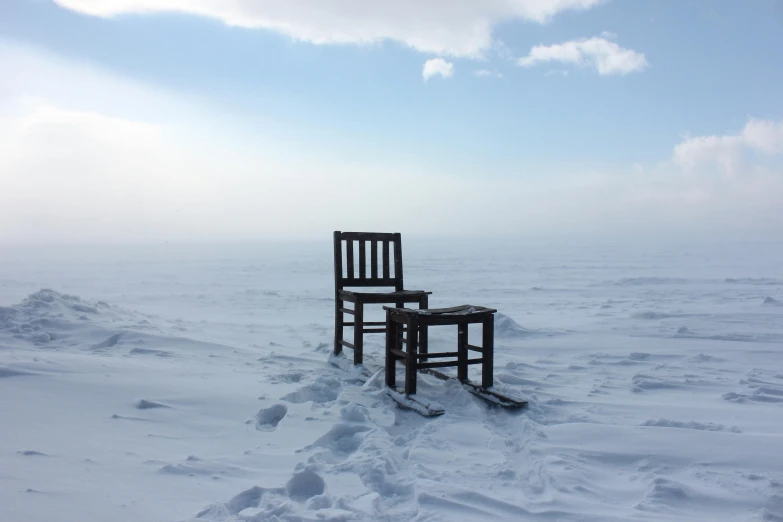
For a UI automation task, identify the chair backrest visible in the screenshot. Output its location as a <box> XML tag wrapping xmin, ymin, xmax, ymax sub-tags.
<box><xmin>334</xmin><ymin>231</ymin><xmax>404</xmax><ymax>292</ymax></box>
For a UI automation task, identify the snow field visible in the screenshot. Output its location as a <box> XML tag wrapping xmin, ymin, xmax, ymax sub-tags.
<box><xmin>1</xmin><ymin>241</ymin><xmax>782</xmax><ymax>521</ymax></box>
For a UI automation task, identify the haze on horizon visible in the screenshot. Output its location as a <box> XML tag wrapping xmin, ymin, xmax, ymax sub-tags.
<box><xmin>1</xmin><ymin>0</ymin><xmax>782</xmax><ymax>245</ymax></box>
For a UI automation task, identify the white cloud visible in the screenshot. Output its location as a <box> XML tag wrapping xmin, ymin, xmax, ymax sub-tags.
<box><xmin>673</xmin><ymin>118</ymin><xmax>783</xmax><ymax>177</ymax></box>
<box><xmin>742</xmin><ymin>118</ymin><xmax>783</xmax><ymax>154</ymax></box>
<box><xmin>423</xmin><ymin>59</ymin><xmax>454</xmax><ymax>81</ymax></box>
<box><xmin>474</xmin><ymin>69</ymin><xmax>503</xmax><ymax>78</ymax></box>
<box><xmin>600</xmin><ymin>30</ymin><xmax>617</xmax><ymax>39</ymax></box>
<box><xmin>52</xmin><ymin>0</ymin><xmax>607</xmax><ymax>58</ymax></box>
<box><xmin>544</xmin><ymin>69</ymin><xmax>569</xmax><ymax>77</ymax></box>
<box><xmin>518</xmin><ymin>37</ymin><xmax>648</xmax><ymax>75</ymax></box>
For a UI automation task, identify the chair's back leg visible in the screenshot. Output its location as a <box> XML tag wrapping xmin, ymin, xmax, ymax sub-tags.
<box><xmin>333</xmin><ymin>231</ymin><xmax>344</xmax><ymax>356</ymax></box>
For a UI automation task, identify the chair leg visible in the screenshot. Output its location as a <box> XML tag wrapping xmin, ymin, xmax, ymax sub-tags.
<box><xmin>334</xmin><ymin>297</ymin><xmax>343</xmax><ymax>356</ymax></box>
<box><xmin>482</xmin><ymin>315</ymin><xmax>494</xmax><ymax>389</ymax></box>
<box><xmin>385</xmin><ymin>312</ymin><xmax>396</xmax><ymax>389</ymax></box>
<box><xmin>354</xmin><ymin>301</ymin><xmax>364</xmax><ymax>365</ymax></box>
<box><xmin>405</xmin><ymin>316</ymin><xmax>419</xmax><ymax>396</ymax></box>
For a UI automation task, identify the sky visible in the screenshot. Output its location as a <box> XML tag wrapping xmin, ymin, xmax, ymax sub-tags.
<box><xmin>1</xmin><ymin>0</ymin><xmax>782</xmax><ymax>244</ymax></box>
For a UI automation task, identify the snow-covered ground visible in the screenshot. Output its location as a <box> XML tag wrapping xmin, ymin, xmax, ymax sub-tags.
<box><xmin>1</xmin><ymin>240</ymin><xmax>782</xmax><ymax>522</ymax></box>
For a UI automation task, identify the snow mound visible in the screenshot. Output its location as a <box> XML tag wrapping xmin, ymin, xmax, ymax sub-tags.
<box><xmin>136</xmin><ymin>399</ymin><xmax>171</xmax><ymax>410</ymax></box>
<box><xmin>306</xmin><ymin>423</ymin><xmax>372</xmax><ymax>455</ymax></box>
<box><xmin>0</xmin><ymin>366</ymin><xmax>36</xmax><ymax>378</ymax></box>
<box><xmin>493</xmin><ymin>313</ymin><xmax>536</xmax><ymax>338</ymax></box>
<box><xmin>641</xmin><ymin>418</ymin><xmax>741</xmax><ymax>433</ymax></box>
<box><xmin>159</xmin><ymin>455</ymin><xmax>248</xmax><ymax>477</ymax></box>
<box><xmin>636</xmin><ymin>477</ymin><xmax>692</xmax><ymax>512</ymax></box>
<box><xmin>281</xmin><ymin>376</ymin><xmax>342</xmax><ymax>404</ymax></box>
<box><xmin>17</xmin><ymin>450</ymin><xmax>49</xmax><ymax>456</ymax></box>
<box><xmin>0</xmin><ymin>289</ymin><xmax>121</xmax><ymax>346</ymax></box>
<box><xmin>687</xmin><ymin>353</ymin><xmax>722</xmax><ymax>363</ymax></box>
<box><xmin>614</xmin><ymin>277</ymin><xmax>688</xmax><ymax>286</ymax></box>
<box><xmin>0</xmin><ymin>289</ymin><xmax>232</xmax><ymax>357</ymax></box>
<box><xmin>725</xmin><ymin>278</ymin><xmax>783</xmax><ymax>285</ymax></box>
<box><xmin>723</xmin><ymin>369</ymin><xmax>783</xmax><ymax>404</ymax></box>
<box><xmin>632</xmin><ymin>311</ymin><xmax>676</xmax><ymax>320</ymax></box>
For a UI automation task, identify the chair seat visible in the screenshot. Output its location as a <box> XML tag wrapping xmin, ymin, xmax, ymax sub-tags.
<box><xmin>339</xmin><ymin>289</ymin><xmax>431</xmax><ymax>304</ymax></box>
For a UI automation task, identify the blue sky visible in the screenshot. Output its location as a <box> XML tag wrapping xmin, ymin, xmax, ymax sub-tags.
<box><xmin>1</xmin><ymin>0</ymin><xmax>782</xmax><ymax>243</ymax></box>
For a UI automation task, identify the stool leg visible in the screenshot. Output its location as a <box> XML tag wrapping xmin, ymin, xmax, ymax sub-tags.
<box><xmin>419</xmin><ymin>296</ymin><xmax>428</xmax><ymax>362</ymax></box>
<box><xmin>405</xmin><ymin>316</ymin><xmax>419</xmax><ymax>396</ymax></box>
<box><xmin>354</xmin><ymin>301</ymin><xmax>364</xmax><ymax>365</ymax></box>
<box><xmin>385</xmin><ymin>313</ymin><xmax>396</xmax><ymax>389</ymax></box>
<box><xmin>482</xmin><ymin>315</ymin><xmax>494</xmax><ymax>388</ymax></box>
<box><xmin>458</xmin><ymin>322</ymin><xmax>468</xmax><ymax>382</ymax></box>
<box><xmin>334</xmin><ymin>296</ymin><xmax>343</xmax><ymax>356</ymax></box>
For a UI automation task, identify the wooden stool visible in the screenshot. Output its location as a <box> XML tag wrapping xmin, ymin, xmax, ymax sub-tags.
<box><xmin>383</xmin><ymin>305</ymin><xmax>496</xmax><ymax>396</ymax></box>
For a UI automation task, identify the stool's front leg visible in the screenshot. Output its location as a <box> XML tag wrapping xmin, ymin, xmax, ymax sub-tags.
<box><xmin>482</xmin><ymin>315</ymin><xmax>494</xmax><ymax>388</ymax></box>
<box><xmin>457</xmin><ymin>322</ymin><xmax>469</xmax><ymax>382</ymax></box>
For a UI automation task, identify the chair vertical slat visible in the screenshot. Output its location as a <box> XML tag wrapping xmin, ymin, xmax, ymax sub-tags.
<box><xmin>393</xmin><ymin>233</ymin><xmax>404</xmax><ymax>291</ymax></box>
<box><xmin>371</xmin><ymin>241</ymin><xmax>378</xmax><ymax>279</ymax></box>
<box><xmin>382</xmin><ymin>241</ymin><xmax>390</xmax><ymax>279</ymax></box>
<box><xmin>359</xmin><ymin>241</ymin><xmax>366</xmax><ymax>279</ymax></box>
<box><xmin>346</xmin><ymin>240</ymin><xmax>354</xmax><ymax>279</ymax></box>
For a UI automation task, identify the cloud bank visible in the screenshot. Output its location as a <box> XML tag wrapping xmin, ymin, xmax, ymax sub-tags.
<box><xmin>53</xmin><ymin>0</ymin><xmax>607</xmax><ymax>58</ymax></box>
<box><xmin>1</xmin><ymin>44</ymin><xmax>780</xmax><ymax>244</ymax></box>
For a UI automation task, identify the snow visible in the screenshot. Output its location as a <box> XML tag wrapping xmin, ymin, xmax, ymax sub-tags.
<box><xmin>1</xmin><ymin>240</ymin><xmax>782</xmax><ymax>521</ymax></box>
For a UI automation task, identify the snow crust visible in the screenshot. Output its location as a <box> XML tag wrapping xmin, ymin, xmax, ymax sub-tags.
<box><xmin>1</xmin><ymin>241</ymin><xmax>782</xmax><ymax>521</ymax></box>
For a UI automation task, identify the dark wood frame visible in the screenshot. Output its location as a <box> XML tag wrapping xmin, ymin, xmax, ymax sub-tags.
<box><xmin>384</xmin><ymin>305</ymin><xmax>496</xmax><ymax>396</ymax></box>
<box><xmin>334</xmin><ymin>231</ymin><xmax>431</xmax><ymax>365</ymax></box>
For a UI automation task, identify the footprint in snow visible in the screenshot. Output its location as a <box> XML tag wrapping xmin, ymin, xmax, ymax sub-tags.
<box><xmin>255</xmin><ymin>404</ymin><xmax>288</xmax><ymax>431</ymax></box>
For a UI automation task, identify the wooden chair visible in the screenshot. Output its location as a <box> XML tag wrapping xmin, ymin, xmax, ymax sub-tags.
<box><xmin>334</xmin><ymin>231</ymin><xmax>431</xmax><ymax>365</ymax></box>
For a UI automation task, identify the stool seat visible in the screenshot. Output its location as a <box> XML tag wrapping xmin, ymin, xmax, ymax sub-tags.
<box><xmin>383</xmin><ymin>304</ymin><xmax>496</xmax><ymax>316</ymax></box>
<box><xmin>384</xmin><ymin>304</ymin><xmax>496</xmax><ymax>326</ymax></box>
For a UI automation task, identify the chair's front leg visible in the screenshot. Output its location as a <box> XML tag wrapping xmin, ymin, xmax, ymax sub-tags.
<box><xmin>334</xmin><ymin>295</ymin><xmax>343</xmax><ymax>356</ymax></box>
<box><xmin>385</xmin><ymin>311</ymin><xmax>396</xmax><ymax>389</ymax></box>
<box><xmin>354</xmin><ymin>300</ymin><xmax>364</xmax><ymax>366</ymax></box>
<box><xmin>405</xmin><ymin>316</ymin><xmax>419</xmax><ymax>396</ymax></box>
